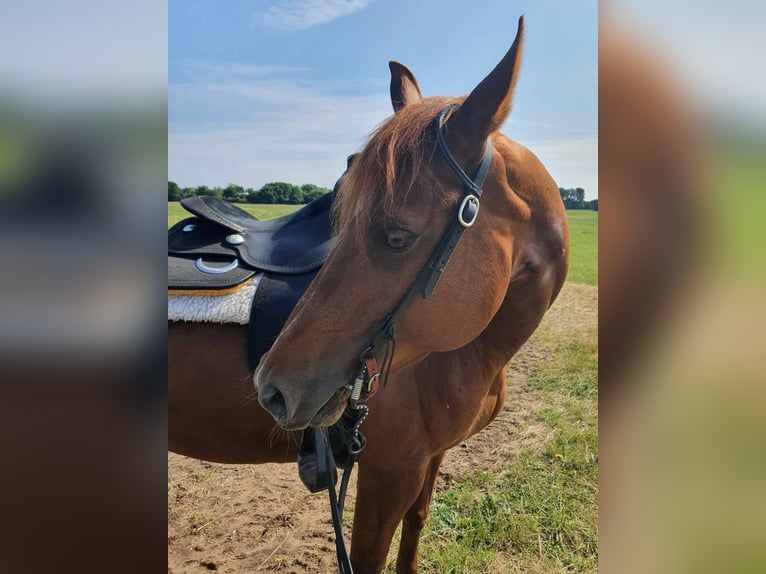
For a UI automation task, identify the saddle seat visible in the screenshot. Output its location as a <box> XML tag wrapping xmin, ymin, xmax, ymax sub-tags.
<box><xmin>168</xmin><ymin>193</ymin><xmax>335</xmax><ymax>291</ymax></box>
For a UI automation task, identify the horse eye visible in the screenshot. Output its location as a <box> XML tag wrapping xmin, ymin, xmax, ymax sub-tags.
<box><xmin>384</xmin><ymin>229</ymin><xmax>417</xmax><ymax>252</ymax></box>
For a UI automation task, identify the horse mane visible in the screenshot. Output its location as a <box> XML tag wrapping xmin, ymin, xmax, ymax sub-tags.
<box><xmin>332</xmin><ymin>95</ymin><xmax>463</xmax><ymax>235</ymax></box>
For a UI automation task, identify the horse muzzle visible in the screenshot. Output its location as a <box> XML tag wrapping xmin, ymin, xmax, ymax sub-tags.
<box><xmin>254</xmin><ymin>365</ymin><xmax>350</xmax><ymax>430</ymax></box>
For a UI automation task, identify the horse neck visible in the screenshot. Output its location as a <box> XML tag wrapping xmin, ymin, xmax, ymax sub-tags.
<box><xmin>460</xmin><ymin>134</ymin><xmax>566</xmax><ymax>377</ymax></box>
<box><xmin>463</xmin><ymin>229</ymin><xmax>560</xmax><ymax>380</ymax></box>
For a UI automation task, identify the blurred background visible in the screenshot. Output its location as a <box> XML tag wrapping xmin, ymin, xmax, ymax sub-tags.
<box><xmin>600</xmin><ymin>1</ymin><xmax>766</xmax><ymax>573</ymax></box>
<box><xmin>0</xmin><ymin>0</ymin><xmax>764</xmax><ymax>572</ymax></box>
<box><xmin>0</xmin><ymin>1</ymin><xmax>167</xmax><ymax>572</ymax></box>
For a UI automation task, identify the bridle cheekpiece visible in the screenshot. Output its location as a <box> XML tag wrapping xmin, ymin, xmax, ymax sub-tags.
<box><xmin>349</xmin><ymin>103</ymin><xmax>494</xmax><ymax>403</ymax></box>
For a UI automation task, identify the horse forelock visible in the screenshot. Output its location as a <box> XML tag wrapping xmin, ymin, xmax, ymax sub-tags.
<box><xmin>332</xmin><ymin>96</ymin><xmax>463</xmax><ymax>237</ymax></box>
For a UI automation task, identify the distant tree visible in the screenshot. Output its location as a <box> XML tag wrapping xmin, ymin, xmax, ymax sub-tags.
<box><xmin>589</xmin><ymin>198</ymin><xmax>598</xmax><ymax>211</ymax></box>
<box><xmin>559</xmin><ymin>187</ymin><xmax>574</xmax><ymax>208</ymax></box>
<box><xmin>182</xmin><ymin>186</ymin><xmax>196</xmax><ymax>198</ymax></box>
<box><xmin>168</xmin><ymin>181</ymin><xmax>182</xmax><ymax>201</ymax></box>
<box><xmin>301</xmin><ymin>183</ymin><xmax>331</xmax><ymax>203</ymax></box>
<box><xmin>559</xmin><ymin>187</ymin><xmax>587</xmax><ymax>209</ymax></box>
<box><xmin>195</xmin><ymin>185</ymin><xmax>211</xmax><ymax>196</ymax></box>
<box><xmin>257</xmin><ymin>182</ymin><xmax>303</xmax><ymax>204</ymax></box>
<box><xmin>285</xmin><ymin>185</ymin><xmax>304</xmax><ymax>204</ymax></box>
<box><xmin>223</xmin><ymin>183</ymin><xmax>245</xmax><ymax>202</ymax></box>
<box><xmin>251</xmin><ymin>187</ymin><xmax>276</xmax><ymax>204</ymax></box>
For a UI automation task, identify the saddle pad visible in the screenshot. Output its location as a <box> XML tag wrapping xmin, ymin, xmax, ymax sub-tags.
<box><xmin>168</xmin><ymin>274</ymin><xmax>263</xmax><ymax>324</ymax></box>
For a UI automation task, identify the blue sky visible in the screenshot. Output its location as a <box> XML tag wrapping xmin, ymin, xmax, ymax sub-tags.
<box><xmin>169</xmin><ymin>0</ymin><xmax>598</xmax><ymax>198</ymax></box>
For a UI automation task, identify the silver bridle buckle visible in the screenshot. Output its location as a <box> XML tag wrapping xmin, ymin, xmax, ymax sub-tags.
<box><xmin>458</xmin><ymin>195</ymin><xmax>480</xmax><ymax>227</ymax></box>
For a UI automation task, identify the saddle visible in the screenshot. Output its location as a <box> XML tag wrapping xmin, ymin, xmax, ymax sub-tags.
<box><xmin>168</xmin><ymin>192</ymin><xmax>335</xmax><ymax>290</ymax></box>
<box><xmin>168</xmin><ymin>158</ymin><xmax>356</xmax><ymax>494</ymax></box>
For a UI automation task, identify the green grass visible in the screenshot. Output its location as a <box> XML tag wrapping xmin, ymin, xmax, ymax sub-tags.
<box><xmin>564</xmin><ymin>211</ymin><xmax>598</xmax><ymax>286</ymax></box>
<box><xmin>410</xmin><ymin>302</ymin><xmax>599</xmax><ymax>574</ymax></box>
<box><xmin>419</xmin><ymin>450</ymin><xmax>597</xmax><ymax>573</ymax></box>
<box><xmin>711</xmin><ymin>144</ymin><xmax>766</xmax><ymax>279</ymax></box>
<box><xmin>168</xmin><ymin>202</ymin><xmax>300</xmax><ymax>227</ymax></box>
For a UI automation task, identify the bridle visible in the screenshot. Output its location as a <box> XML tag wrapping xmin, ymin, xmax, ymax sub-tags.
<box><xmin>350</xmin><ymin>103</ymin><xmax>493</xmax><ymax>402</ymax></box>
<box><xmin>318</xmin><ymin>103</ymin><xmax>494</xmax><ymax>573</ymax></box>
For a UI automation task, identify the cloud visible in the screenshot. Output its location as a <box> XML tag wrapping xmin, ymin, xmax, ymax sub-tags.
<box><xmin>260</xmin><ymin>0</ymin><xmax>374</xmax><ymax>31</ymax></box>
<box><xmin>175</xmin><ymin>60</ymin><xmax>305</xmax><ymax>82</ymax></box>
<box><xmin>169</xmin><ymin>67</ymin><xmax>390</xmax><ymax>188</ymax></box>
<box><xmin>169</xmin><ymin>62</ymin><xmax>598</xmax><ymax>197</ymax></box>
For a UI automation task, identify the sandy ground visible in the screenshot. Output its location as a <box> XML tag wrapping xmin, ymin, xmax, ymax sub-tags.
<box><xmin>168</xmin><ymin>283</ymin><xmax>597</xmax><ymax>573</ymax></box>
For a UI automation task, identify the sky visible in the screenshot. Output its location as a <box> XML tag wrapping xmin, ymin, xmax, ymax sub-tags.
<box><xmin>169</xmin><ymin>0</ymin><xmax>598</xmax><ymax>198</ymax></box>
<box><xmin>613</xmin><ymin>0</ymin><xmax>766</xmax><ymax>132</ymax></box>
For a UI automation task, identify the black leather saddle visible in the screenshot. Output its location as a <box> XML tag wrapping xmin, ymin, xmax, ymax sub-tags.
<box><xmin>168</xmin><ymin>192</ymin><xmax>335</xmax><ymax>291</ymax></box>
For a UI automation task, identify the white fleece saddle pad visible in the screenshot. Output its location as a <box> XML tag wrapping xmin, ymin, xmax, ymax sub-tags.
<box><xmin>167</xmin><ymin>274</ymin><xmax>263</xmax><ymax>325</ymax></box>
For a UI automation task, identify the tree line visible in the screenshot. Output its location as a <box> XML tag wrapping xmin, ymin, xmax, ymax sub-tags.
<box><xmin>170</xmin><ymin>181</ymin><xmax>596</xmax><ymax>210</ymax></box>
<box><xmin>559</xmin><ymin>187</ymin><xmax>598</xmax><ymax>211</ymax></box>
<box><xmin>168</xmin><ymin>181</ymin><xmax>332</xmax><ymax>204</ymax></box>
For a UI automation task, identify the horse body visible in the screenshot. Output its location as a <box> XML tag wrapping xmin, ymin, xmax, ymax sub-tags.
<box><xmin>169</xmin><ymin>17</ymin><xmax>569</xmax><ymax>573</ymax></box>
<box><xmin>168</xmin><ymin>322</ymin><xmax>297</xmax><ymax>464</ymax></box>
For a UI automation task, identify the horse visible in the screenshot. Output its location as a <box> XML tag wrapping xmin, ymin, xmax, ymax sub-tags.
<box><xmin>169</xmin><ymin>16</ymin><xmax>569</xmax><ymax>573</ymax></box>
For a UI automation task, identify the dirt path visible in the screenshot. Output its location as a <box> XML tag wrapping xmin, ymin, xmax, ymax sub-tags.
<box><xmin>168</xmin><ymin>283</ymin><xmax>597</xmax><ymax>573</ymax></box>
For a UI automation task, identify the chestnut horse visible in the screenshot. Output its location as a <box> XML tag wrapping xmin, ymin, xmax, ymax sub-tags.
<box><xmin>169</xmin><ymin>17</ymin><xmax>568</xmax><ymax>573</ymax></box>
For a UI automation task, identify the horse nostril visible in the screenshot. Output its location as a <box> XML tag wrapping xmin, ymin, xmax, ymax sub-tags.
<box><xmin>258</xmin><ymin>384</ymin><xmax>288</xmax><ymax>422</ymax></box>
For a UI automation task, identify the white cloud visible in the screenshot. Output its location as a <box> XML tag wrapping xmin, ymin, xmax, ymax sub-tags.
<box><xmin>169</xmin><ymin>71</ymin><xmax>390</xmax><ymax>188</ymax></box>
<box><xmin>260</xmin><ymin>0</ymin><xmax>374</xmax><ymax>31</ymax></box>
<box><xmin>176</xmin><ymin>60</ymin><xmax>305</xmax><ymax>81</ymax></box>
<box><xmin>169</xmin><ymin>63</ymin><xmax>597</xmax><ymax>197</ymax></box>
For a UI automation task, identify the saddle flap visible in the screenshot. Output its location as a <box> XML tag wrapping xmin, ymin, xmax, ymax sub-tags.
<box><xmin>168</xmin><ymin>254</ymin><xmax>256</xmax><ymax>290</ymax></box>
<box><xmin>239</xmin><ymin>193</ymin><xmax>334</xmax><ymax>272</ymax></box>
<box><xmin>180</xmin><ymin>196</ymin><xmax>258</xmax><ymax>233</ymax></box>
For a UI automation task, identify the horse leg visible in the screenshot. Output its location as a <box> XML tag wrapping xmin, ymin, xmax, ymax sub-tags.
<box><xmin>395</xmin><ymin>453</ymin><xmax>445</xmax><ymax>574</ymax></box>
<box><xmin>350</xmin><ymin>458</ymin><xmax>431</xmax><ymax>574</ymax></box>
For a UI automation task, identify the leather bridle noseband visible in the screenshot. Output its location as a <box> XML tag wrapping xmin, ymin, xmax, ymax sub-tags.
<box><xmin>320</xmin><ymin>104</ymin><xmax>494</xmax><ymax>573</ymax></box>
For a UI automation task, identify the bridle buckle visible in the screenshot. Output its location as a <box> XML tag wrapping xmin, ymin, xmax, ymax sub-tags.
<box><xmin>348</xmin><ymin>357</ymin><xmax>380</xmax><ymax>401</ymax></box>
<box><xmin>458</xmin><ymin>194</ymin><xmax>480</xmax><ymax>227</ymax></box>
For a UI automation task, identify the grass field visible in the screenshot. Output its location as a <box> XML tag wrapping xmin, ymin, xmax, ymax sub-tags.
<box><xmin>169</xmin><ymin>203</ymin><xmax>597</xmax><ymax>287</ymax></box>
<box><xmin>168</xmin><ymin>201</ymin><xmax>301</xmax><ymax>228</ymax></box>
<box><xmin>564</xmin><ymin>211</ymin><xmax>598</xmax><ymax>285</ymax></box>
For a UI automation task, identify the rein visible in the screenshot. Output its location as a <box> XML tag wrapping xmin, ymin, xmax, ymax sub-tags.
<box><xmin>319</xmin><ymin>103</ymin><xmax>494</xmax><ymax>573</ymax></box>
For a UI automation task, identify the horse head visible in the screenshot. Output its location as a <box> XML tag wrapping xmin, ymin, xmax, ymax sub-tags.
<box><xmin>255</xmin><ymin>18</ymin><xmax>537</xmax><ymax>430</ymax></box>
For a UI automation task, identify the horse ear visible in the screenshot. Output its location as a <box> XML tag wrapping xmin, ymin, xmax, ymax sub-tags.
<box><xmin>448</xmin><ymin>16</ymin><xmax>524</xmax><ymax>152</ymax></box>
<box><xmin>389</xmin><ymin>61</ymin><xmax>423</xmax><ymax>112</ymax></box>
